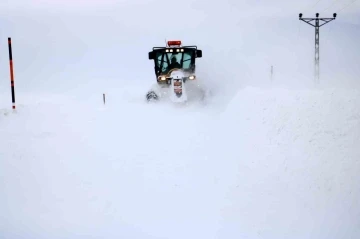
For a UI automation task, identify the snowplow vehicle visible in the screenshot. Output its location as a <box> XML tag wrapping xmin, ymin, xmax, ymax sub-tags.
<box><xmin>146</xmin><ymin>40</ymin><xmax>204</xmax><ymax>103</ymax></box>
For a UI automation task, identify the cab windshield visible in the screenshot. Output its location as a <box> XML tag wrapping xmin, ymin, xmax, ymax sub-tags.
<box><xmin>155</xmin><ymin>50</ymin><xmax>194</xmax><ymax>75</ymax></box>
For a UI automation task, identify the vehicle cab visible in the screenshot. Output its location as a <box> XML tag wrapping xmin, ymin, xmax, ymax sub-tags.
<box><xmin>148</xmin><ymin>40</ymin><xmax>202</xmax><ymax>84</ymax></box>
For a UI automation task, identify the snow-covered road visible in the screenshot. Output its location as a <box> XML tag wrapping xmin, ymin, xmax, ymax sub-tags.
<box><xmin>1</xmin><ymin>84</ymin><xmax>359</xmax><ymax>239</ymax></box>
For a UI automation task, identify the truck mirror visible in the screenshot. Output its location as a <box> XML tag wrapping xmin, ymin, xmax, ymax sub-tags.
<box><xmin>148</xmin><ymin>51</ymin><xmax>155</xmax><ymax>60</ymax></box>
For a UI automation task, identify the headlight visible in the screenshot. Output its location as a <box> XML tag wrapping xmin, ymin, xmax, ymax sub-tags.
<box><xmin>158</xmin><ymin>76</ymin><xmax>166</xmax><ymax>81</ymax></box>
<box><xmin>189</xmin><ymin>75</ymin><xmax>195</xmax><ymax>80</ymax></box>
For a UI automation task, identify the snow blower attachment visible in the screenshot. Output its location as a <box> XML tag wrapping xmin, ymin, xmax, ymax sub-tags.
<box><xmin>146</xmin><ymin>40</ymin><xmax>202</xmax><ymax>103</ymax></box>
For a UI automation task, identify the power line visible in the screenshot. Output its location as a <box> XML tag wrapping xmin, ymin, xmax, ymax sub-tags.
<box><xmin>310</xmin><ymin>0</ymin><xmax>325</xmax><ymax>8</ymax></box>
<box><xmin>322</xmin><ymin>0</ymin><xmax>342</xmax><ymax>12</ymax></box>
<box><xmin>337</xmin><ymin>0</ymin><xmax>359</xmax><ymax>12</ymax></box>
<box><xmin>302</xmin><ymin>0</ymin><xmax>325</xmax><ymax>13</ymax></box>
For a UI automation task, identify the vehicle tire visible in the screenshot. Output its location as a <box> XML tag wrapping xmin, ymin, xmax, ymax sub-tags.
<box><xmin>146</xmin><ymin>91</ymin><xmax>158</xmax><ymax>101</ymax></box>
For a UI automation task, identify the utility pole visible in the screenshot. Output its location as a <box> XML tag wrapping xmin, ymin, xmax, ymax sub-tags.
<box><xmin>299</xmin><ymin>13</ymin><xmax>336</xmax><ymax>84</ymax></box>
<box><xmin>270</xmin><ymin>65</ymin><xmax>273</xmax><ymax>82</ymax></box>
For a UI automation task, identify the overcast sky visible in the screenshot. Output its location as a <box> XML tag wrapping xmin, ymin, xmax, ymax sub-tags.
<box><xmin>0</xmin><ymin>0</ymin><xmax>359</xmax><ymax>94</ymax></box>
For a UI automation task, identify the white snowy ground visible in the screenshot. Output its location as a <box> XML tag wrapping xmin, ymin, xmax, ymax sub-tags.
<box><xmin>0</xmin><ymin>81</ymin><xmax>359</xmax><ymax>239</ymax></box>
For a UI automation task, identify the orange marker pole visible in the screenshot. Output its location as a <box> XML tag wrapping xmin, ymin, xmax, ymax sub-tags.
<box><xmin>8</xmin><ymin>37</ymin><xmax>16</xmax><ymax>110</ymax></box>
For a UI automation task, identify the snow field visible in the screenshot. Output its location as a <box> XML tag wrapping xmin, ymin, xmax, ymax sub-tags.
<box><xmin>1</xmin><ymin>85</ymin><xmax>359</xmax><ymax>239</ymax></box>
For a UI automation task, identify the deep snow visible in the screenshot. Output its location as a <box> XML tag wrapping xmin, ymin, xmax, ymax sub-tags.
<box><xmin>1</xmin><ymin>83</ymin><xmax>359</xmax><ymax>239</ymax></box>
<box><xmin>1</xmin><ymin>0</ymin><xmax>360</xmax><ymax>238</ymax></box>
